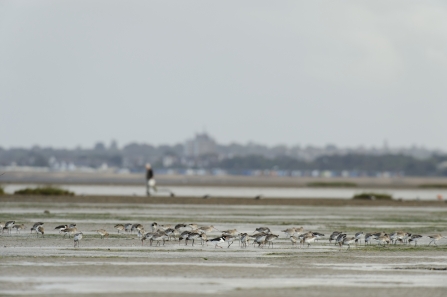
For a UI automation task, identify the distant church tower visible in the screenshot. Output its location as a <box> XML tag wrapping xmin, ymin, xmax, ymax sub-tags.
<box><xmin>184</xmin><ymin>132</ymin><xmax>217</xmax><ymax>157</ymax></box>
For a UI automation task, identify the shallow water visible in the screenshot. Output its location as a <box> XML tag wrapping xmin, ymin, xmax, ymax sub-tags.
<box><xmin>4</xmin><ymin>183</ymin><xmax>447</xmax><ymax>200</ymax></box>
<box><xmin>315</xmin><ymin>262</ymin><xmax>447</xmax><ymax>271</ymax></box>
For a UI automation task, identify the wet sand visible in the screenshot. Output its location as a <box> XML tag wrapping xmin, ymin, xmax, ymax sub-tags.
<box><xmin>1</xmin><ymin>198</ymin><xmax>447</xmax><ymax>296</ymax></box>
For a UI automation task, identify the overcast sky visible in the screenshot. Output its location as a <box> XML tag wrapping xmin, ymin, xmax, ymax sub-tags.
<box><xmin>1</xmin><ymin>1</ymin><xmax>446</xmax><ymax>149</ymax></box>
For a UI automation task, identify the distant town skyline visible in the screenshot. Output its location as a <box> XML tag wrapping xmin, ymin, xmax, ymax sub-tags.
<box><xmin>1</xmin><ymin>132</ymin><xmax>443</xmax><ymax>158</ymax></box>
<box><xmin>1</xmin><ymin>131</ymin><xmax>446</xmax><ymax>177</ymax></box>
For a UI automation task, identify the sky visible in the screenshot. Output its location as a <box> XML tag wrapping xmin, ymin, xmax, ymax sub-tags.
<box><xmin>1</xmin><ymin>1</ymin><xmax>447</xmax><ymax>149</ymax></box>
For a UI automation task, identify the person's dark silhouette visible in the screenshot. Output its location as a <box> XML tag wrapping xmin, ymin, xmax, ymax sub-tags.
<box><xmin>145</xmin><ymin>163</ymin><xmax>157</xmax><ymax>196</ymax></box>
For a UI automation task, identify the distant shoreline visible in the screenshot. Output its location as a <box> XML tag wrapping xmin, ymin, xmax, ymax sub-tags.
<box><xmin>2</xmin><ymin>171</ymin><xmax>447</xmax><ymax>189</ymax></box>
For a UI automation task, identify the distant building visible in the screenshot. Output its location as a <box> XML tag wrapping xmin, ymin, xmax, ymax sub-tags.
<box><xmin>184</xmin><ymin>133</ymin><xmax>217</xmax><ymax>158</ymax></box>
<box><xmin>162</xmin><ymin>155</ymin><xmax>177</xmax><ymax>167</ymax></box>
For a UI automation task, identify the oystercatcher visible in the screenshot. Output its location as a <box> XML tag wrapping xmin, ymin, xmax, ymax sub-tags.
<box><xmin>207</xmin><ymin>235</ymin><xmax>227</xmax><ymax>248</ymax></box>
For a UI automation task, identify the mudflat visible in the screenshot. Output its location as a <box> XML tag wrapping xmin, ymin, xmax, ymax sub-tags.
<box><xmin>1</xmin><ymin>198</ymin><xmax>446</xmax><ymax>297</ymax></box>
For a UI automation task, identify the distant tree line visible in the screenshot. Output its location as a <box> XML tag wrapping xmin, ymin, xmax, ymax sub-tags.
<box><xmin>1</xmin><ymin>142</ymin><xmax>447</xmax><ymax>176</ymax></box>
<box><xmin>217</xmin><ymin>154</ymin><xmax>447</xmax><ymax>176</ymax></box>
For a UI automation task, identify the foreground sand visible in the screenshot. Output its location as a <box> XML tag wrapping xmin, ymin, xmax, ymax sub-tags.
<box><xmin>1</xmin><ymin>197</ymin><xmax>447</xmax><ymax>297</ymax></box>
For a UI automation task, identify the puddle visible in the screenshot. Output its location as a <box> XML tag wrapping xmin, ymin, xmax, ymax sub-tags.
<box><xmin>315</xmin><ymin>262</ymin><xmax>447</xmax><ymax>272</ymax></box>
<box><xmin>356</xmin><ymin>255</ymin><xmax>447</xmax><ymax>259</ymax></box>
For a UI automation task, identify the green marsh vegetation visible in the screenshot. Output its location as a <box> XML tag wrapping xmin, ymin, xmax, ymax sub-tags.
<box><xmin>352</xmin><ymin>192</ymin><xmax>393</xmax><ymax>200</ymax></box>
<box><xmin>307</xmin><ymin>182</ymin><xmax>357</xmax><ymax>188</ymax></box>
<box><xmin>14</xmin><ymin>186</ymin><xmax>75</xmax><ymax>196</ymax></box>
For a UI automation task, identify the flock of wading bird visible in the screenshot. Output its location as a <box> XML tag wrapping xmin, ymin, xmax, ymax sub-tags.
<box><xmin>2</xmin><ymin>220</ymin><xmax>446</xmax><ymax>250</ymax></box>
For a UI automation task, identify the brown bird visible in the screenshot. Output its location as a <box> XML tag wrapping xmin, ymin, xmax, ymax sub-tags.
<box><xmin>114</xmin><ymin>224</ymin><xmax>125</xmax><ymax>233</ymax></box>
<box><xmin>13</xmin><ymin>224</ymin><xmax>26</xmax><ymax>233</ymax></box>
<box><xmin>62</xmin><ymin>227</ymin><xmax>78</xmax><ymax>238</ymax></box>
<box><xmin>97</xmin><ymin>229</ymin><xmax>109</xmax><ymax>239</ymax></box>
<box><xmin>428</xmin><ymin>234</ymin><xmax>445</xmax><ymax>246</ymax></box>
<box><xmin>264</xmin><ymin>234</ymin><xmax>279</xmax><ymax>248</ymax></box>
<box><xmin>36</xmin><ymin>225</ymin><xmax>45</xmax><ymax>238</ymax></box>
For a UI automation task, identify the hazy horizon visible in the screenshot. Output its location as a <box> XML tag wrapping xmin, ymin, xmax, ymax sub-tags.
<box><xmin>2</xmin><ymin>1</ymin><xmax>447</xmax><ymax>149</ymax></box>
<box><xmin>0</xmin><ymin>134</ymin><xmax>443</xmax><ymax>152</ymax></box>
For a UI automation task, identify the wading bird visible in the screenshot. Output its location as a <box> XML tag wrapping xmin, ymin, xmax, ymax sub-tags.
<box><xmin>74</xmin><ymin>232</ymin><xmax>83</xmax><ymax>248</ymax></box>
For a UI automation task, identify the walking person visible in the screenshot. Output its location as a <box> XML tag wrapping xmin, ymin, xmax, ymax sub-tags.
<box><xmin>146</xmin><ymin>163</ymin><xmax>157</xmax><ymax>196</ymax></box>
